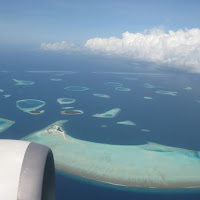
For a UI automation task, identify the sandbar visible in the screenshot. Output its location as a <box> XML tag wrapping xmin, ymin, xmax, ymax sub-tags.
<box><xmin>93</xmin><ymin>94</ymin><xmax>110</xmax><ymax>98</ymax></box>
<box><xmin>13</xmin><ymin>79</ymin><xmax>35</xmax><ymax>85</ymax></box>
<box><xmin>57</xmin><ymin>98</ymin><xmax>76</xmax><ymax>105</ymax></box>
<box><xmin>16</xmin><ymin>99</ymin><xmax>46</xmax><ymax>115</ymax></box>
<box><xmin>22</xmin><ymin>120</ymin><xmax>200</xmax><ymax>189</ymax></box>
<box><xmin>0</xmin><ymin>118</ymin><xmax>15</xmax><ymax>133</ymax></box>
<box><xmin>117</xmin><ymin>120</ymin><xmax>136</xmax><ymax>126</ymax></box>
<box><xmin>93</xmin><ymin>108</ymin><xmax>121</xmax><ymax>118</ymax></box>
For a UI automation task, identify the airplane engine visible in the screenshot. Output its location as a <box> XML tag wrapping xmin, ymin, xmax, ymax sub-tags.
<box><xmin>0</xmin><ymin>140</ymin><xmax>56</xmax><ymax>200</ymax></box>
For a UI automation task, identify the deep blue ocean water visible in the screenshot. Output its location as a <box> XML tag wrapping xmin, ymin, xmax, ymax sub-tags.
<box><xmin>0</xmin><ymin>51</ymin><xmax>200</xmax><ymax>199</ymax></box>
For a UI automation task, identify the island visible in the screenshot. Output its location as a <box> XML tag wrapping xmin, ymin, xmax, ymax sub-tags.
<box><xmin>61</xmin><ymin>110</ymin><xmax>83</xmax><ymax>115</ymax></box>
<box><xmin>0</xmin><ymin>118</ymin><xmax>15</xmax><ymax>133</ymax></box>
<box><xmin>22</xmin><ymin>120</ymin><xmax>200</xmax><ymax>190</ymax></box>
<box><xmin>93</xmin><ymin>108</ymin><xmax>121</xmax><ymax>118</ymax></box>
<box><xmin>16</xmin><ymin>99</ymin><xmax>46</xmax><ymax>115</ymax></box>
<box><xmin>29</xmin><ymin>110</ymin><xmax>45</xmax><ymax>115</ymax></box>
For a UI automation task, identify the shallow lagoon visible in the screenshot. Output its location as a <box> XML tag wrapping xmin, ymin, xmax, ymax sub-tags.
<box><xmin>0</xmin><ymin>118</ymin><xmax>15</xmax><ymax>133</ymax></box>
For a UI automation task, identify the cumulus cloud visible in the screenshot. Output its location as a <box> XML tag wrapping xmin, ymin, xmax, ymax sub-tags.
<box><xmin>85</xmin><ymin>28</ymin><xmax>200</xmax><ymax>73</ymax></box>
<box><xmin>40</xmin><ymin>28</ymin><xmax>200</xmax><ymax>73</ymax></box>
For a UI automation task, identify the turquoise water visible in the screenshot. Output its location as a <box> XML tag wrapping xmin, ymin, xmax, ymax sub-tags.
<box><xmin>0</xmin><ymin>121</ymin><xmax>6</xmax><ymax>125</ymax></box>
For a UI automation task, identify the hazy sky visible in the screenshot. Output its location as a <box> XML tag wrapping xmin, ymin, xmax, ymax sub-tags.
<box><xmin>1</xmin><ymin>0</ymin><xmax>200</xmax><ymax>46</ymax></box>
<box><xmin>1</xmin><ymin>0</ymin><xmax>200</xmax><ymax>72</ymax></box>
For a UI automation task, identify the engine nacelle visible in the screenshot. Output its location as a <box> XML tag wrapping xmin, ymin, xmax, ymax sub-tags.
<box><xmin>0</xmin><ymin>140</ymin><xmax>56</xmax><ymax>200</ymax></box>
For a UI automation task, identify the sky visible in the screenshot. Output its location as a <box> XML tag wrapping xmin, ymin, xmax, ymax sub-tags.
<box><xmin>0</xmin><ymin>0</ymin><xmax>200</xmax><ymax>72</ymax></box>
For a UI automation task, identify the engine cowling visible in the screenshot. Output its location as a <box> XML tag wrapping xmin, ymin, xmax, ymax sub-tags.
<box><xmin>0</xmin><ymin>140</ymin><xmax>56</xmax><ymax>200</ymax></box>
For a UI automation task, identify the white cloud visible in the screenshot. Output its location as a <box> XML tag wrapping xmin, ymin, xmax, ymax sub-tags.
<box><xmin>40</xmin><ymin>41</ymin><xmax>81</xmax><ymax>52</ymax></box>
<box><xmin>40</xmin><ymin>28</ymin><xmax>200</xmax><ymax>73</ymax></box>
<box><xmin>85</xmin><ymin>28</ymin><xmax>200</xmax><ymax>73</ymax></box>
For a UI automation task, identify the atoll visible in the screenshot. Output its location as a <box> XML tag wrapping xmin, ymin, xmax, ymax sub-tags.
<box><xmin>22</xmin><ymin>120</ymin><xmax>200</xmax><ymax>189</ymax></box>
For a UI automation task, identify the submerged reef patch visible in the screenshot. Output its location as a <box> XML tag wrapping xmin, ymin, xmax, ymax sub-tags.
<box><xmin>3</xmin><ymin>94</ymin><xmax>11</xmax><ymax>98</ymax></box>
<box><xmin>0</xmin><ymin>118</ymin><xmax>15</xmax><ymax>133</ymax></box>
<box><xmin>64</xmin><ymin>86</ymin><xmax>90</xmax><ymax>91</ymax></box>
<box><xmin>93</xmin><ymin>94</ymin><xmax>110</xmax><ymax>98</ymax></box>
<box><xmin>144</xmin><ymin>96</ymin><xmax>153</xmax><ymax>100</ymax></box>
<box><xmin>155</xmin><ymin>90</ymin><xmax>177</xmax><ymax>96</ymax></box>
<box><xmin>115</xmin><ymin>87</ymin><xmax>131</xmax><ymax>92</ymax></box>
<box><xmin>50</xmin><ymin>78</ymin><xmax>62</xmax><ymax>81</ymax></box>
<box><xmin>23</xmin><ymin>120</ymin><xmax>200</xmax><ymax>189</ymax></box>
<box><xmin>117</xmin><ymin>120</ymin><xmax>136</xmax><ymax>126</ymax></box>
<box><xmin>13</xmin><ymin>79</ymin><xmax>35</xmax><ymax>85</ymax></box>
<box><xmin>140</xmin><ymin>129</ymin><xmax>151</xmax><ymax>132</ymax></box>
<box><xmin>144</xmin><ymin>83</ymin><xmax>157</xmax><ymax>89</ymax></box>
<box><xmin>184</xmin><ymin>86</ymin><xmax>192</xmax><ymax>90</ymax></box>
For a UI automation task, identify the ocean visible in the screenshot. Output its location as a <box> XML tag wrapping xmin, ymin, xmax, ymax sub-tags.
<box><xmin>0</xmin><ymin>51</ymin><xmax>200</xmax><ymax>199</ymax></box>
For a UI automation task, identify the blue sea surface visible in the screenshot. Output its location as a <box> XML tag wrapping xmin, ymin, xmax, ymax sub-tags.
<box><xmin>0</xmin><ymin>51</ymin><xmax>200</xmax><ymax>199</ymax></box>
